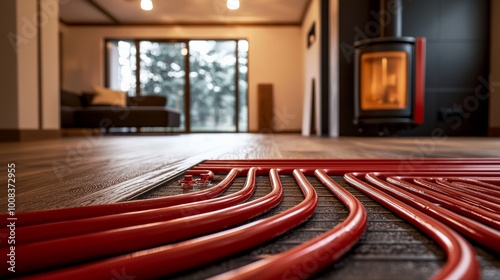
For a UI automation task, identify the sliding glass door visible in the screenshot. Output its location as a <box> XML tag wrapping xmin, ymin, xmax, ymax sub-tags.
<box><xmin>189</xmin><ymin>40</ymin><xmax>237</xmax><ymax>132</ymax></box>
<box><xmin>139</xmin><ymin>41</ymin><xmax>187</xmax><ymax>131</ymax></box>
<box><xmin>107</xmin><ymin>40</ymin><xmax>136</xmax><ymax>96</ymax></box>
<box><xmin>106</xmin><ymin>39</ymin><xmax>247</xmax><ymax>132</ymax></box>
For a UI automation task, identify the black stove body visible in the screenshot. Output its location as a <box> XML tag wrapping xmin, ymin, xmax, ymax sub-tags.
<box><xmin>353</xmin><ymin>0</ymin><xmax>425</xmax><ymax>132</ymax></box>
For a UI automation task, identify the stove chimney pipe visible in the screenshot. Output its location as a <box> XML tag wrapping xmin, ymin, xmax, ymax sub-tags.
<box><xmin>380</xmin><ymin>0</ymin><xmax>402</xmax><ymax>37</ymax></box>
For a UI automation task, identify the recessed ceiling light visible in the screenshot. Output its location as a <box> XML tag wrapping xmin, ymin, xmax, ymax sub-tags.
<box><xmin>141</xmin><ymin>0</ymin><xmax>153</xmax><ymax>11</ymax></box>
<box><xmin>227</xmin><ymin>0</ymin><xmax>240</xmax><ymax>10</ymax></box>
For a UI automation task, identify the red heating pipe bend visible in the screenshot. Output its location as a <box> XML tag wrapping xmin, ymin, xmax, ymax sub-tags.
<box><xmin>344</xmin><ymin>173</ymin><xmax>480</xmax><ymax>280</ymax></box>
<box><xmin>435</xmin><ymin>179</ymin><xmax>500</xmax><ymax>205</ymax></box>
<box><xmin>185</xmin><ymin>169</ymin><xmax>215</xmax><ymax>180</ymax></box>
<box><xmin>363</xmin><ymin>173</ymin><xmax>500</xmax><ymax>253</ymax></box>
<box><xmin>8</xmin><ymin>169</ymin><xmax>236</xmax><ymax>227</ymax></box>
<box><xmin>413</xmin><ymin>178</ymin><xmax>500</xmax><ymax>213</ymax></box>
<box><xmin>16</xmin><ymin>168</ymin><xmax>255</xmax><ymax>244</ymax></box>
<box><xmin>209</xmin><ymin>169</ymin><xmax>367</xmax><ymax>280</ymax></box>
<box><xmin>10</xmin><ymin>168</ymin><xmax>282</xmax><ymax>277</ymax></box>
<box><xmin>198</xmin><ymin>165</ymin><xmax>500</xmax><ymax>176</ymax></box>
<box><xmin>22</xmin><ymin>170</ymin><xmax>317</xmax><ymax>280</ymax></box>
<box><xmin>387</xmin><ymin>177</ymin><xmax>500</xmax><ymax>230</ymax></box>
<box><xmin>451</xmin><ymin>177</ymin><xmax>500</xmax><ymax>190</ymax></box>
<box><xmin>458</xmin><ymin>177</ymin><xmax>500</xmax><ymax>185</ymax></box>
<box><xmin>447</xmin><ymin>180</ymin><xmax>500</xmax><ymax>197</ymax></box>
<box><xmin>393</xmin><ymin>176</ymin><xmax>500</xmax><ymax>198</ymax></box>
<box><xmin>201</xmin><ymin>158</ymin><xmax>500</xmax><ymax>165</ymax></box>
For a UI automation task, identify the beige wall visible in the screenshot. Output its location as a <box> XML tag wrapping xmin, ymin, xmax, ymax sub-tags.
<box><xmin>41</xmin><ymin>0</ymin><xmax>60</xmax><ymax>129</ymax></box>
<box><xmin>16</xmin><ymin>0</ymin><xmax>40</xmax><ymax>129</ymax></box>
<box><xmin>301</xmin><ymin>0</ymin><xmax>321</xmax><ymax>135</ymax></box>
<box><xmin>61</xmin><ymin>25</ymin><xmax>303</xmax><ymax>132</ymax></box>
<box><xmin>0</xmin><ymin>0</ymin><xmax>40</xmax><ymax>130</ymax></box>
<box><xmin>490</xmin><ymin>0</ymin><xmax>500</xmax><ymax>129</ymax></box>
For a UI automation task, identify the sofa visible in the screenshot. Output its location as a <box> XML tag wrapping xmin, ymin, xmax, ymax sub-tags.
<box><xmin>61</xmin><ymin>90</ymin><xmax>181</xmax><ymax>130</ymax></box>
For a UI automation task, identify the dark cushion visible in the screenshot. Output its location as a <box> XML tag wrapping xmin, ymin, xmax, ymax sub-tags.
<box><xmin>60</xmin><ymin>106</ymin><xmax>76</xmax><ymax>128</ymax></box>
<box><xmin>61</xmin><ymin>90</ymin><xmax>179</xmax><ymax>128</ymax></box>
<box><xmin>74</xmin><ymin>107</ymin><xmax>181</xmax><ymax>128</ymax></box>
<box><xmin>81</xmin><ymin>92</ymin><xmax>97</xmax><ymax>107</ymax></box>
<box><xmin>127</xmin><ymin>95</ymin><xmax>167</xmax><ymax>107</ymax></box>
<box><xmin>61</xmin><ymin>90</ymin><xmax>82</xmax><ymax>107</ymax></box>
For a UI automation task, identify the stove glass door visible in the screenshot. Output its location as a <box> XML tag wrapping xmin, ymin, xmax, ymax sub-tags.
<box><xmin>360</xmin><ymin>51</ymin><xmax>408</xmax><ymax>110</ymax></box>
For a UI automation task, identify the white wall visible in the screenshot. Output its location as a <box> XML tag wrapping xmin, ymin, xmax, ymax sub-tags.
<box><xmin>301</xmin><ymin>0</ymin><xmax>321</xmax><ymax>136</ymax></box>
<box><xmin>490</xmin><ymin>0</ymin><xmax>500</xmax><ymax>129</ymax></box>
<box><xmin>62</xmin><ymin>25</ymin><xmax>303</xmax><ymax>132</ymax></box>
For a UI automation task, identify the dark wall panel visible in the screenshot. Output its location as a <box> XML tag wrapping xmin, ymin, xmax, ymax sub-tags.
<box><xmin>338</xmin><ymin>0</ymin><xmax>378</xmax><ymax>136</ymax></box>
<box><xmin>338</xmin><ymin>0</ymin><xmax>490</xmax><ymax>136</ymax></box>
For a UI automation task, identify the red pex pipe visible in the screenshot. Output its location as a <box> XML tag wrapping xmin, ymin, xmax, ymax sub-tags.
<box><xmin>456</xmin><ymin>177</ymin><xmax>500</xmax><ymax>184</ymax></box>
<box><xmin>367</xmin><ymin>173</ymin><xmax>500</xmax><ymax>179</ymax></box>
<box><xmin>363</xmin><ymin>173</ymin><xmax>500</xmax><ymax>253</ymax></box>
<box><xmin>196</xmin><ymin>160</ymin><xmax>500</xmax><ymax>170</ymax></box>
<box><xmin>435</xmin><ymin>179</ymin><xmax>500</xmax><ymax>205</ymax></box>
<box><xmin>185</xmin><ymin>169</ymin><xmax>215</xmax><ymax>180</ymax></box>
<box><xmin>198</xmin><ymin>165</ymin><xmax>500</xmax><ymax>175</ymax></box>
<box><xmin>197</xmin><ymin>160</ymin><xmax>500</xmax><ymax>173</ymax></box>
<box><xmin>344</xmin><ymin>173</ymin><xmax>480</xmax><ymax>280</ymax></box>
<box><xmin>16</xmin><ymin>168</ymin><xmax>256</xmax><ymax>244</ymax></box>
<box><xmin>10</xmin><ymin>168</ymin><xmax>284</xmax><ymax>277</ymax></box>
<box><xmin>195</xmin><ymin>164</ymin><xmax>500</xmax><ymax>170</ymax></box>
<box><xmin>381</xmin><ymin>176</ymin><xmax>500</xmax><ymax>195</ymax></box>
<box><xmin>387</xmin><ymin>176</ymin><xmax>500</xmax><ymax>187</ymax></box>
<box><xmin>201</xmin><ymin>159</ymin><xmax>500</xmax><ymax>164</ymax></box>
<box><xmin>387</xmin><ymin>177</ymin><xmax>500</xmax><ymax>230</ymax></box>
<box><xmin>450</xmin><ymin>181</ymin><xmax>500</xmax><ymax>197</ymax></box>
<box><xmin>22</xmin><ymin>170</ymin><xmax>317</xmax><ymax>280</ymax></box>
<box><xmin>447</xmin><ymin>178</ymin><xmax>500</xmax><ymax>193</ymax></box>
<box><xmin>413</xmin><ymin>178</ymin><xmax>500</xmax><ymax>214</ymax></box>
<box><xmin>8</xmin><ymin>169</ymin><xmax>238</xmax><ymax>227</ymax></box>
<box><xmin>209</xmin><ymin>170</ymin><xmax>367</xmax><ymax>280</ymax></box>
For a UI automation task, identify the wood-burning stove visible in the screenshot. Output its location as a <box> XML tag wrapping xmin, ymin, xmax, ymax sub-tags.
<box><xmin>354</xmin><ymin>0</ymin><xmax>425</xmax><ymax>133</ymax></box>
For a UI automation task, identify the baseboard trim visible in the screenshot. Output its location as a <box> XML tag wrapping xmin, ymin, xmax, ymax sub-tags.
<box><xmin>488</xmin><ymin>127</ymin><xmax>500</xmax><ymax>136</ymax></box>
<box><xmin>248</xmin><ymin>129</ymin><xmax>302</xmax><ymax>134</ymax></box>
<box><xmin>61</xmin><ymin>128</ymin><xmax>103</xmax><ymax>137</ymax></box>
<box><xmin>0</xmin><ymin>129</ymin><xmax>61</xmax><ymax>141</ymax></box>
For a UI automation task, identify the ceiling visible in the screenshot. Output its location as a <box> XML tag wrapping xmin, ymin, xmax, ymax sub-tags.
<box><xmin>59</xmin><ymin>0</ymin><xmax>311</xmax><ymax>25</ymax></box>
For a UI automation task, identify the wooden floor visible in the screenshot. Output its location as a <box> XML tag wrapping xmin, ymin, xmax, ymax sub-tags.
<box><xmin>2</xmin><ymin>133</ymin><xmax>500</xmax><ymax>212</ymax></box>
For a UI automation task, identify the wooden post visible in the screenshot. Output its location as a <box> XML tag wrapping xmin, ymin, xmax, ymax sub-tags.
<box><xmin>258</xmin><ymin>84</ymin><xmax>274</xmax><ymax>133</ymax></box>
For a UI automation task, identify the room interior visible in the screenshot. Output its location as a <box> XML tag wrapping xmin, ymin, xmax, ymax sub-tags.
<box><xmin>1</xmin><ymin>0</ymin><xmax>500</xmax><ymax>279</ymax></box>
